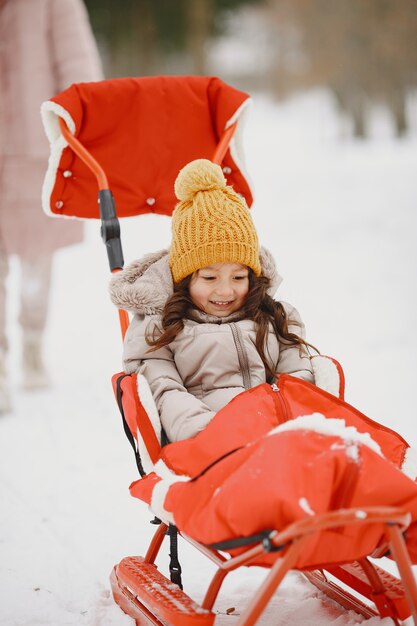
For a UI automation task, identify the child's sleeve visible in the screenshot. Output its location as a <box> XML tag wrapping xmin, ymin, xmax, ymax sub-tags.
<box><xmin>276</xmin><ymin>303</ymin><xmax>314</xmax><ymax>383</ymax></box>
<box><xmin>123</xmin><ymin>315</ymin><xmax>215</xmax><ymax>442</ymax></box>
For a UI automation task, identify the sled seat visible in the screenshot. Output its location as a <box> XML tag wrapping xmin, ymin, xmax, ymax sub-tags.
<box><xmin>110</xmin><ymin>556</ymin><xmax>215</xmax><ymax>626</ymax></box>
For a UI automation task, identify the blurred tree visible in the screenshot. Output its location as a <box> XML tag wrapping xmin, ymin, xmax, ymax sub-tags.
<box><xmin>185</xmin><ymin>0</ymin><xmax>213</xmax><ymax>75</ymax></box>
<box><xmin>266</xmin><ymin>0</ymin><xmax>417</xmax><ymax>137</ymax></box>
<box><xmin>83</xmin><ymin>0</ymin><xmax>168</xmax><ymax>75</ymax></box>
<box><xmin>84</xmin><ymin>0</ymin><xmax>262</xmax><ymax>77</ymax></box>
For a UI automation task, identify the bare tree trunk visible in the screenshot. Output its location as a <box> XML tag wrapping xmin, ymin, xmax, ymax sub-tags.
<box><xmin>332</xmin><ymin>88</ymin><xmax>367</xmax><ymax>138</ymax></box>
<box><xmin>389</xmin><ymin>90</ymin><xmax>408</xmax><ymax>137</ymax></box>
<box><xmin>134</xmin><ymin>0</ymin><xmax>157</xmax><ymax>75</ymax></box>
<box><xmin>185</xmin><ymin>0</ymin><xmax>212</xmax><ymax>75</ymax></box>
<box><xmin>352</xmin><ymin>109</ymin><xmax>366</xmax><ymax>138</ymax></box>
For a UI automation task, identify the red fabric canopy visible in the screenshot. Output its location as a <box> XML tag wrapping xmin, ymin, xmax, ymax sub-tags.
<box><xmin>41</xmin><ymin>76</ymin><xmax>252</xmax><ymax>220</ymax></box>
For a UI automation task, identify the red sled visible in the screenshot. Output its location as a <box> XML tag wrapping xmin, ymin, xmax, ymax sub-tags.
<box><xmin>42</xmin><ymin>76</ymin><xmax>417</xmax><ymax>625</ymax></box>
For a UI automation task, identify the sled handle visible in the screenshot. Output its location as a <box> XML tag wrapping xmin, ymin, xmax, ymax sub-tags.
<box><xmin>268</xmin><ymin>506</ymin><xmax>411</xmax><ymax>548</ymax></box>
<box><xmin>387</xmin><ymin>523</ymin><xmax>417</xmax><ymax>624</ymax></box>
<box><xmin>111</xmin><ymin>271</ymin><xmax>130</xmax><ymax>340</ymax></box>
<box><xmin>59</xmin><ymin>117</ymin><xmax>109</xmax><ymax>190</ymax></box>
<box><xmin>59</xmin><ymin>117</ymin><xmax>128</xmax><ymax>337</ymax></box>
<box><xmin>212</xmin><ymin>122</ymin><xmax>237</xmax><ymax>165</ymax></box>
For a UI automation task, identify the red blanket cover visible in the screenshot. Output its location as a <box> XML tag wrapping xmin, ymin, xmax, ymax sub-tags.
<box><xmin>130</xmin><ymin>375</ymin><xmax>417</xmax><ymax>570</ymax></box>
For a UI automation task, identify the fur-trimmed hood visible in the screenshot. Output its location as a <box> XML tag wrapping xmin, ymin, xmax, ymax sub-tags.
<box><xmin>109</xmin><ymin>247</ymin><xmax>282</xmax><ymax>315</ymax></box>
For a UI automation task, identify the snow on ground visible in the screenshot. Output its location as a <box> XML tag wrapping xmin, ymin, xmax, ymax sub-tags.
<box><xmin>0</xmin><ymin>89</ymin><xmax>416</xmax><ymax>625</ymax></box>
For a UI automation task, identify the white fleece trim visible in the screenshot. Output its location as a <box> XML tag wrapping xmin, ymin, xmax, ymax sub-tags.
<box><xmin>136</xmin><ymin>374</ymin><xmax>161</xmax><ymax>442</ymax></box>
<box><xmin>150</xmin><ymin>460</ymin><xmax>190</xmax><ymax>524</ymax></box>
<box><xmin>225</xmin><ymin>99</ymin><xmax>254</xmax><ymax>197</ymax></box>
<box><xmin>136</xmin><ymin>374</ymin><xmax>161</xmax><ymax>474</ymax></box>
<box><xmin>150</xmin><ymin>481</ymin><xmax>175</xmax><ymax>525</ymax></box>
<box><xmin>40</xmin><ymin>101</ymin><xmax>76</xmax><ymax>218</ymax></box>
<box><xmin>269</xmin><ymin>413</ymin><xmax>383</xmax><ymax>457</ymax></box>
<box><xmin>401</xmin><ymin>447</ymin><xmax>417</xmax><ymax>481</ymax></box>
<box><xmin>225</xmin><ymin>98</ymin><xmax>251</xmax><ymax>129</ymax></box>
<box><xmin>155</xmin><ymin>459</ymin><xmax>191</xmax><ymax>482</ymax></box>
<box><xmin>41</xmin><ymin>100</ymin><xmax>76</xmax><ymax>142</ymax></box>
<box><xmin>311</xmin><ymin>356</ymin><xmax>341</xmax><ymax>397</ymax></box>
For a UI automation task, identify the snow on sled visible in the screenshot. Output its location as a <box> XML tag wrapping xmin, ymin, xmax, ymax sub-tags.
<box><xmin>41</xmin><ymin>76</ymin><xmax>417</xmax><ymax>626</ymax></box>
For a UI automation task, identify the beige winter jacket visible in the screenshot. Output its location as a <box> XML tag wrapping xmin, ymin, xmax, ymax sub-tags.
<box><xmin>110</xmin><ymin>249</ymin><xmax>314</xmax><ymax>442</ymax></box>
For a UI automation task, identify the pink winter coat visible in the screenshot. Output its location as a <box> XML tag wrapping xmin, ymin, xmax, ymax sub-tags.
<box><xmin>0</xmin><ymin>0</ymin><xmax>103</xmax><ymax>258</ymax></box>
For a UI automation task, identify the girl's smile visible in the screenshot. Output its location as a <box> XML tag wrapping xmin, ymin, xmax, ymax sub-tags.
<box><xmin>189</xmin><ymin>263</ymin><xmax>249</xmax><ymax>317</ymax></box>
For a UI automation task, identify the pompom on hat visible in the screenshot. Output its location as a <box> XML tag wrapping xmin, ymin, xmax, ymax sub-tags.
<box><xmin>169</xmin><ymin>159</ymin><xmax>261</xmax><ymax>283</ymax></box>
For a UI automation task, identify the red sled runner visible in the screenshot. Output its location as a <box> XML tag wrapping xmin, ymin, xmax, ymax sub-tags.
<box><xmin>42</xmin><ymin>76</ymin><xmax>417</xmax><ymax>625</ymax></box>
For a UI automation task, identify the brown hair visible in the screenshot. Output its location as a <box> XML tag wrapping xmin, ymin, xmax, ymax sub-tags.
<box><xmin>146</xmin><ymin>271</ymin><xmax>316</xmax><ymax>381</ymax></box>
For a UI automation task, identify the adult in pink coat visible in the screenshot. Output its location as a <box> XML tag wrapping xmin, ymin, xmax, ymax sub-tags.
<box><xmin>0</xmin><ymin>0</ymin><xmax>103</xmax><ymax>411</ymax></box>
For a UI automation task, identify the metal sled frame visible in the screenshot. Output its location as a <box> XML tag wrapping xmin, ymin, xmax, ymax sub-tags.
<box><xmin>57</xmin><ymin>97</ymin><xmax>417</xmax><ymax>625</ymax></box>
<box><xmin>109</xmin><ymin>507</ymin><xmax>417</xmax><ymax>626</ymax></box>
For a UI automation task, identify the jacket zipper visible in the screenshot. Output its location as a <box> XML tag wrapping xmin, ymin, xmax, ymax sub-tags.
<box><xmin>271</xmin><ymin>383</ymin><xmax>289</xmax><ymax>422</ymax></box>
<box><xmin>230</xmin><ymin>323</ymin><xmax>252</xmax><ymax>390</ymax></box>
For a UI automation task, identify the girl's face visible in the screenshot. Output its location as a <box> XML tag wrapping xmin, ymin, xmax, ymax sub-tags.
<box><xmin>189</xmin><ymin>263</ymin><xmax>249</xmax><ymax>317</ymax></box>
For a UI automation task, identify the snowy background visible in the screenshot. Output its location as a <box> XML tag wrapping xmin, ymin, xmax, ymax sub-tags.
<box><xmin>1</xmin><ymin>90</ymin><xmax>416</xmax><ymax>625</ymax></box>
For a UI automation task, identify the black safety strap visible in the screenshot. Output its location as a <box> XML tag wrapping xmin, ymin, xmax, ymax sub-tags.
<box><xmin>167</xmin><ymin>525</ymin><xmax>183</xmax><ymax>589</ymax></box>
<box><xmin>115</xmin><ymin>373</ymin><xmax>145</xmax><ymax>477</ymax></box>
<box><xmin>115</xmin><ymin>377</ymin><xmax>184</xmax><ymax>588</ymax></box>
<box><xmin>208</xmin><ymin>529</ymin><xmax>287</xmax><ymax>553</ymax></box>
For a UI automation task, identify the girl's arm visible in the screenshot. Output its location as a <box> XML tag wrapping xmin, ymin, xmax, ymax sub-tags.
<box><xmin>276</xmin><ymin>303</ymin><xmax>314</xmax><ymax>383</ymax></box>
<box><xmin>123</xmin><ymin>316</ymin><xmax>215</xmax><ymax>442</ymax></box>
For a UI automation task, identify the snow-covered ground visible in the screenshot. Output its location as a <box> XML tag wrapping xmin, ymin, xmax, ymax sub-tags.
<box><xmin>1</xmin><ymin>89</ymin><xmax>416</xmax><ymax>625</ymax></box>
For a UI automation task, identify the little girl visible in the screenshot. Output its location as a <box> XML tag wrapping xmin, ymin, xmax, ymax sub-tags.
<box><xmin>110</xmin><ymin>159</ymin><xmax>314</xmax><ymax>442</ymax></box>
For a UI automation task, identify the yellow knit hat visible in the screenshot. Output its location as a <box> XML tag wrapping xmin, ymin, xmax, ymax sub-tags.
<box><xmin>169</xmin><ymin>159</ymin><xmax>261</xmax><ymax>283</ymax></box>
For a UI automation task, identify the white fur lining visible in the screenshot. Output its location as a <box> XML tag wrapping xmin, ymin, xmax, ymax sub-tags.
<box><xmin>150</xmin><ymin>460</ymin><xmax>190</xmax><ymax>524</ymax></box>
<box><xmin>225</xmin><ymin>98</ymin><xmax>251</xmax><ymax>130</ymax></box>
<box><xmin>225</xmin><ymin>99</ymin><xmax>254</xmax><ymax>198</ymax></box>
<box><xmin>269</xmin><ymin>413</ymin><xmax>383</xmax><ymax>458</ymax></box>
<box><xmin>311</xmin><ymin>356</ymin><xmax>341</xmax><ymax>397</ymax></box>
<box><xmin>401</xmin><ymin>447</ymin><xmax>417</xmax><ymax>481</ymax></box>
<box><xmin>136</xmin><ymin>374</ymin><xmax>161</xmax><ymax>474</ymax></box>
<box><xmin>136</xmin><ymin>374</ymin><xmax>161</xmax><ymax>441</ymax></box>
<box><xmin>40</xmin><ymin>101</ymin><xmax>76</xmax><ymax>218</ymax></box>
